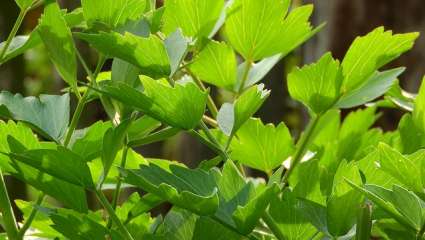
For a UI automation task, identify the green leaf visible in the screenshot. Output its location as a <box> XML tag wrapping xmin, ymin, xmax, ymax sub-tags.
<box><xmin>341</xmin><ymin>27</ymin><xmax>418</xmax><ymax>92</ymax></box>
<box><xmin>288</xmin><ymin>52</ymin><xmax>343</xmax><ymax>114</ymax></box>
<box><xmin>99</xmin><ymin>77</ymin><xmax>207</xmax><ymax>130</ymax></box>
<box><xmin>76</xmin><ymin>31</ymin><xmax>170</xmax><ymax>79</ymax></box>
<box><xmin>46</xmin><ymin>208</ymin><xmax>121</xmax><ymax>240</ymax></box>
<box><xmin>212</xmin><ymin>161</ymin><xmax>279</xmax><ymax>234</ymax></box>
<box><xmin>162</xmin><ymin>0</ymin><xmax>224</xmax><ymax>38</ymax></box>
<box><xmin>38</xmin><ymin>0</ymin><xmax>78</xmax><ymax>89</ymax></box>
<box><xmin>327</xmin><ymin>160</ymin><xmax>363</xmax><ymax>237</ymax></box>
<box><xmin>217</xmin><ymin>84</ymin><xmax>270</xmax><ymax>136</ymax></box>
<box><xmin>71</xmin><ymin>121</ymin><xmax>113</xmax><ymax>161</ymax></box>
<box><xmin>336</xmin><ymin>68</ymin><xmax>405</xmax><ymax>108</ymax></box>
<box><xmin>238</xmin><ymin>54</ymin><xmax>282</xmax><ymax>89</ymax></box>
<box><xmin>377</xmin><ymin>143</ymin><xmax>423</xmax><ymax>193</ymax></box>
<box><xmin>413</xmin><ymin>77</ymin><xmax>425</xmax><ymax>133</ymax></box>
<box><xmin>100</xmin><ymin>119</ymin><xmax>132</xmax><ymax>184</ymax></box>
<box><xmin>127</xmin><ymin>115</ymin><xmax>161</xmax><ymax>142</ymax></box>
<box><xmin>230</xmin><ymin>118</ymin><xmax>294</xmax><ymax>173</ymax></box>
<box><xmin>0</xmin><ymin>121</ymin><xmax>88</xmax><ymax>213</ymax></box>
<box><xmin>224</xmin><ymin>1</ymin><xmax>320</xmax><ymax>61</ymax></box>
<box><xmin>122</xmin><ymin>163</ymin><xmax>219</xmax><ymax>215</ymax></box>
<box><xmin>81</xmin><ymin>0</ymin><xmax>146</xmax><ymax>29</ymax></box>
<box><xmin>356</xmin><ymin>204</ymin><xmax>372</xmax><ymax>240</ymax></box>
<box><xmin>15</xmin><ymin>0</ymin><xmax>34</xmax><ymax>9</ymax></box>
<box><xmin>189</xmin><ymin>40</ymin><xmax>237</xmax><ymax>91</ymax></box>
<box><xmin>346</xmin><ymin>181</ymin><xmax>417</xmax><ymax>232</ymax></box>
<box><xmin>398</xmin><ymin>114</ymin><xmax>425</xmax><ymax>154</ymax></box>
<box><xmin>269</xmin><ymin>190</ymin><xmax>318</xmax><ymax>240</ymax></box>
<box><xmin>0</xmin><ymin>91</ymin><xmax>69</xmax><ymax>141</ymax></box>
<box><xmin>7</xmin><ymin>139</ymin><xmax>94</xmax><ymax>189</ymax></box>
<box><xmin>390</xmin><ymin>185</ymin><xmax>424</xmax><ymax>230</ymax></box>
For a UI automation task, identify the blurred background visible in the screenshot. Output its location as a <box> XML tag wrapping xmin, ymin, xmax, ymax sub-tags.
<box><xmin>1</xmin><ymin>0</ymin><xmax>424</xmax><ymax>219</ymax></box>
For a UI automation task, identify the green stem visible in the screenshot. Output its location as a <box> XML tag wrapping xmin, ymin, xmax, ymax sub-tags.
<box><xmin>107</xmin><ymin>142</ymin><xmax>129</xmax><ymax>229</ymax></box>
<box><xmin>189</xmin><ymin>70</ymin><xmax>219</xmax><ymax>118</ymax></box>
<box><xmin>63</xmin><ymin>54</ymin><xmax>106</xmax><ymax>147</ymax></box>
<box><xmin>237</xmin><ymin>60</ymin><xmax>253</xmax><ymax>94</ymax></box>
<box><xmin>17</xmin><ymin>193</ymin><xmax>45</xmax><ymax>239</ymax></box>
<box><xmin>199</xmin><ymin>121</ymin><xmax>229</xmax><ymax>161</ymax></box>
<box><xmin>0</xmin><ymin>8</ymin><xmax>28</xmax><ymax>63</ymax></box>
<box><xmin>281</xmin><ymin>114</ymin><xmax>321</xmax><ymax>185</ymax></box>
<box><xmin>95</xmin><ymin>189</ymin><xmax>134</xmax><ymax>240</ymax></box>
<box><xmin>0</xmin><ymin>170</ymin><xmax>19</xmax><ymax>240</ymax></box>
<box><xmin>262</xmin><ymin>211</ymin><xmax>285</xmax><ymax>240</ymax></box>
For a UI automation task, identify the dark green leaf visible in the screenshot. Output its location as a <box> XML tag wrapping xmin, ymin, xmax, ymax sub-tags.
<box><xmin>0</xmin><ymin>91</ymin><xmax>69</xmax><ymax>141</ymax></box>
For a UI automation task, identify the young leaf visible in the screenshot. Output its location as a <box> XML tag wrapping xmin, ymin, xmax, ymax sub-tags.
<box><xmin>99</xmin><ymin>77</ymin><xmax>207</xmax><ymax>130</ymax></box>
<box><xmin>38</xmin><ymin>0</ymin><xmax>78</xmax><ymax>89</ymax></box>
<box><xmin>162</xmin><ymin>0</ymin><xmax>224</xmax><ymax>38</ymax></box>
<box><xmin>217</xmin><ymin>84</ymin><xmax>270</xmax><ymax>136</ymax></box>
<box><xmin>288</xmin><ymin>52</ymin><xmax>342</xmax><ymax>114</ymax></box>
<box><xmin>121</xmin><ymin>163</ymin><xmax>219</xmax><ymax>215</ymax></box>
<box><xmin>189</xmin><ymin>40</ymin><xmax>237</xmax><ymax>91</ymax></box>
<box><xmin>76</xmin><ymin>32</ymin><xmax>170</xmax><ymax>78</ymax></box>
<box><xmin>335</xmin><ymin>67</ymin><xmax>405</xmax><ymax>108</ymax></box>
<box><xmin>230</xmin><ymin>118</ymin><xmax>294</xmax><ymax>173</ymax></box>
<box><xmin>225</xmin><ymin>1</ymin><xmax>320</xmax><ymax>61</ymax></box>
<box><xmin>81</xmin><ymin>0</ymin><xmax>146</xmax><ymax>29</ymax></box>
<box><xmin>0</xmin><ymin>91</ymin><xmax>69</xmax><ymax>141</ymax></box>
<box><xmin>377</xmin><ymin>143</ymin><xmax>423</xmax><ymax>193</ymax></box>
<box><xmin>341</xmin><ymin>27</ymin><xmax>418</xmax><ymax>92</ymax></box>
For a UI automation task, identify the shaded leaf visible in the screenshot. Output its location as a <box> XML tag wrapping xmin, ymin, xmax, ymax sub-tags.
<box><xmin>0</xmin><ymin>91</ymin><xmax>69</xmax><ymax>141</ymax></box>
<box><xmin>76</xmin><ymin>31</ymin><xmax>170</xmax><ymax>78</ymax></box>
<box><xmin>38</xmin><ymin>0</ymin><xmax>78</xmax><ymax>89</ymax></box>
<box><xmin>122</xmin><ymin>163</ymin><xmax>219</xmax><ymax>215</ymax></box>
<box><xmin>165</xmin><ymin>29</ymin><xmax>190</xmax><ymax>77</ymax></box>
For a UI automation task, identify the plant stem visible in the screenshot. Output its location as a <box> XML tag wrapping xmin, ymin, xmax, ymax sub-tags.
<box><xmin>209</xmin><ymin>216</ymin><xmax>260</xmax><ymax>240</ymax></box>
<box><xmin>262</xmin><ymin>211</ymin><xmax>285</xmax><ymax>240</ymax></box>
<box><xmin>189</xmin><ymin>70</ymin><xmax>219</xmax><ymax>118</ymax></box>
<box><xmin>0</xmin><ymin>170</ymin><xmax>19</xmax><ymax>240</ymax></box>
<box><xmin>199</xmin><ymin>121</ymin><xmax>229</xmax><ymax>161</ymax></box>
<box><xmin>281</xmin><ymin>114</ymin><xmax>321</xmax><ymax>185</ymax></box>
<box><xmin>237</xmin><ymin>60</ymin><xmax>253</xmax><ymax>94</ymax></box>
<box><xmin>17</xmin><ymin>193</ymin><xmax>45</xmax><ymax>239</ymax></box>
<box><xmin>0</xmin><ymin>8</ymin><xmax>28</xmax><ymax>63</ymax></box>
<box><xmin>95</xmin><ymin>189</ymin><xmax>134</xmax><ymax>240</ymax></box>
<box><xmin>107</xmin><ymin>142</ymin><xmax>129</xmax><ymax>229</ymax></box>
<box><xmin>63</xmin><ymin>54</ymin><xmax>106</xmax><ymax>147</ymax></box>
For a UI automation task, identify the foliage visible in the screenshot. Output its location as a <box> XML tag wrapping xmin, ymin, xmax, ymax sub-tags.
<box><xmin>0</xmin><ymin>0</ymin><xmax>423</xmax><ymax>239</ymax></box>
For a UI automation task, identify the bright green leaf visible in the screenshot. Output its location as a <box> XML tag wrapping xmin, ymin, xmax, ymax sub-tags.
<box><xmin>231</xmin><ymin>118</ymin><xmax>294</xmax><ymax>173</ymax></box>
<box><xmin>288</xmin><ymin>52</ymin><xmax>342</xmax><ymax>114</ymax></box>
<box><xmin>15</xmin><ymin>0</ymin><xmax>34</xmax><ymax>9</ymax></box>
<box><xmin>189</xmin><ymin>40</ymin><xmax>237</xmax><ymax>91</ymax></box>
<box><xmin>341</xmin><ymin>27</ymin><xmax>418</xmax><ymax>92</ymax></box>
<box><xmin>225</xmin><ymin>1</ymin><xmax>320</xmax><ymax>61</ymax></box>
<box><xmin>162</xmin><ymin>0</ymin><xmax>224</xmax><ymax>38</ymax></box>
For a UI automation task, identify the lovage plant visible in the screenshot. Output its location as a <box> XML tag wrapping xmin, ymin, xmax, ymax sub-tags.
<box><xmin>0</xmin><ymin>0</ymin><xmax>424</xmax><ymax>239</ymax></box>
